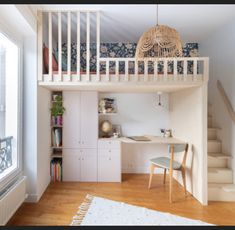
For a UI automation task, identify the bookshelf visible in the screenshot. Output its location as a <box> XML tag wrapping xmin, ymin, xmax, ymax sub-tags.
<box><xmin>50</xmin><ymin>91</ymin><xmax>64</xmax><ymax>182</ymax></box>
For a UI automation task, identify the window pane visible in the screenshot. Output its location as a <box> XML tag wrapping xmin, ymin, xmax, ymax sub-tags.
<box><xmin>0</xmin><ymin>32</ymin><xmax>19</xmax><ymax>180</ymax></box>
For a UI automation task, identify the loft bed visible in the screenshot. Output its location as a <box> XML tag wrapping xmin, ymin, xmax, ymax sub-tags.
<box><xmin>37</xmin><ymin>10</ymin><xmax>209</xmax><ymax>90</ymax></box>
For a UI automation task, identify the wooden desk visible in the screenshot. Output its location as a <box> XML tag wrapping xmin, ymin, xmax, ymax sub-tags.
<box><xmin>120</xmin><ymin>135</ymin><xmax>185</xmax><ymax>145</ymax></box>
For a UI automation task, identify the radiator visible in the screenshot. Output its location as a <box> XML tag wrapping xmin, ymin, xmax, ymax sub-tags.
<box><xmin>0</xmin><ymin>176</ymin><xmax>26</xmax><ymax>225</ymax></box>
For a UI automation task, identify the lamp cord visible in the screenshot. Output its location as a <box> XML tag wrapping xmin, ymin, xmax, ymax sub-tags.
<box><xmin>156</xmin><ymin>4</ymin><xmax>158</xmax><ymax>25</ymax></box>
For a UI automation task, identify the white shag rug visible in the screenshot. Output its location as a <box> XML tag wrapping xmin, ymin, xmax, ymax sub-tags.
<box><xmin>71</xmin><ymin>194</ymin><xmax>213</xmax><ymax>226</ymax></box>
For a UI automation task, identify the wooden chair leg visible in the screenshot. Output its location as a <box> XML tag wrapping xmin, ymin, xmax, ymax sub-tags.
<box><xmin>163</xmin><ymin>168</ymin><xmax>166</xmax><ymax>184</ymax></box>
<box><xmin>148</xmin><ymin>164</ymin><xmax>155</xmax><ymax>189</ymax></box>
<box><xmin>169</xmin><ymin>167</ymin><xmax>173</xmax><ymax>203</ymax></box>
<box><xmin>181</xmin><ymin>168</ymin><xmax>187</xmax><ymax>197</ymax></box>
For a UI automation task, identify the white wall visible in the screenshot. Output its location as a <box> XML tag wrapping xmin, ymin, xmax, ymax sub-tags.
<box><xmin>99</xmin><ymin>93</ymin><xmax>170</xmax><ymax>136</ymax></box>
<box><xmin>200</xmin><ymin>18</ymin><xmax>235</xmax><ymax>183</ymax></box>
<box><xmin>23</xmin><ymin>36</ymin><xmax>38</xmax><ymax>202</ymax></box>
<box><xmin>99</xmin><ymin>92</ymin><xmax>170</xmax><ymax>173</ymax></box>
<box><xmin>169</xmin><ymin>85</ymin><xmax>208</xmax><ymax>205</ymax></box>
<box><xmin>18</xmin><ymin>6</ymin><xmax>51</xmax><ymax>202</ymax></box>
<box><xmin>37</xmin><ymin>86</ymin><xmax>51</xmax><ymax>201</ymax></box>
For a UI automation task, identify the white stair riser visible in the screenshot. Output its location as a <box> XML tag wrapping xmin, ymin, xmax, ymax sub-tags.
<box><xmin>208</xmin><ymin>141</ymin><xmax>222</xmax><ymax>153</ymax></box>
<box><xmin>208</xmin><ymin>157</ymin><xmax>227</xmax><ymax>168</ymax></box>
<box><xmin>208</xmin><ymin>169</ymin><xmax>233</xmax><ymax>183</ymax></box>
<box><xmin>208</xmin><ymin>186</ymin><xmax>235</xmax><ymax>201</ymax></box>
<box><xmin>208</xmin><ymin>129</ymin><xmax>217</xmax><ymax>140</ymax></box>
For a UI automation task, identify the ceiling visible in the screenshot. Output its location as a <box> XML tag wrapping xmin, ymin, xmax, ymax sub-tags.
<box><xmin>33</xmin><ymin>4</ymin><xmax>235</xmax><ymax>43</ymax></box>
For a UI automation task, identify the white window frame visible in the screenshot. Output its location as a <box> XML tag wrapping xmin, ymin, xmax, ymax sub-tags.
<box><xmin>0</xmin><ymin>22</ymin><xmax>23</xmax><ymax>191</ymax></box>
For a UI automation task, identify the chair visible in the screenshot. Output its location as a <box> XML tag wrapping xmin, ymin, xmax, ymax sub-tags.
<box><xmin>148</xmin><ymin>143</ymin><xmax>189</xmax><ymax>203</ymax></box>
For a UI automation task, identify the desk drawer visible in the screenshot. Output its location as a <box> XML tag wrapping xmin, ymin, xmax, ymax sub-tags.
<box><xmin>98</xmin><ymin>149</ymin><xmax>120</xmax><ymax>157</ymax></box>
<box><xmin>98</xmin><ymin>140</ymin><xmax>121</xmax><ymax>149</ymax></box>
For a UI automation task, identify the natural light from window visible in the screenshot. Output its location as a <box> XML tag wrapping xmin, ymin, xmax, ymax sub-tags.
<box><xmin>0</xmin><ymin>32</ymin><xmax>19</xmax><ymax>182</ymax></box>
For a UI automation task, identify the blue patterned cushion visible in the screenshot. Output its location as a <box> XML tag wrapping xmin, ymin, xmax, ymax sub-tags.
<box><xmin>150</xmin><ymin>157</ymin><xmax>181</xmax><ymax>170</ymax></box>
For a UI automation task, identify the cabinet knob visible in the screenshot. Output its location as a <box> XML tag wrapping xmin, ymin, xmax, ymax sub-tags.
<box><xmin>109</xmin><ymin>157</ymin><xmax>111</xmax><ymax>160</ymax></box>
<box><xmin>109</xmin><ymin>142</ymin><xmax>111</xmax><ymax>144</ymax></box>
<box><xmin>109</xmin><ymin>150</ymin><xmax>111</xmax><ymax>153</ymax></box>
<box><xmin>78</xmin><ymin>141</ymin><xmax>81</xmax><ymax>144</ymax></box>
<box><xmin>82</xmin><ymin>158</ymin><xmax>84</xmax><ymax>160</ymax></box>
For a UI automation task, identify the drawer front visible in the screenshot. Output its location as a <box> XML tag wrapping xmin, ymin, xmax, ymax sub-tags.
<box><xmin>98</xmin><ymin>155</ymin><xmax>121</xmax><ymax>182</ymax></box>
<box><xmin>98</xmin><ymin>149</ymin><xmax>120</xmax><ymax>157</ymax></box>
<box><xmin>98</xmin><ymin>140</ymin><xmax>121</xmax><ymax>149</ymax></box>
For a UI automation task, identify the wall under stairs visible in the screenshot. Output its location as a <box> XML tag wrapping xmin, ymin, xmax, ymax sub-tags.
<box><xmin>208</xmin><ymin>104</ymin><xmax>235</xmax><ymax>201</ymax></box>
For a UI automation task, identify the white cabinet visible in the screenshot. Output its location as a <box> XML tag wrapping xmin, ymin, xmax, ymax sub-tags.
<box><xmin>63</xmin><ymin>91</ymin><xmax>98</xmax><ymax>182</ymax></box>
<box><xmin>80</xmin><ymin>92</ymin><xmax>98</xmax><ymax>148</ymax></box>
<box><xmin>98</xmin><ymin>140</ymin><xmax>121</xmax><ymax>182</ymax></box>
<box><xmin>63</xmin><ymin>148</ymin><xmax>97</xmax><ymax>182</ymax></box>
<box><xmin>63</xmin><ymin>92</ymin><xmax>81</xmax><ymax>149</ymax></box>
<box><xmin>63</xmin><ymin>91</ymin><xmax>98</xmax><ymax>149</ymax></box>
<box><xmin>80</xmin><ymin>149</ymin><xmax>97</xmax><ymax>182</ymax></box>
<box><xmin>63</xmin><ymin>149</ymin><xmax>80</xmax><ymax>181</ymax></box>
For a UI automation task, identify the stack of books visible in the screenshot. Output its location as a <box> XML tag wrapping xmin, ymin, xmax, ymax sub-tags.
<box><xmin>52</xmin><ymin>128</ymin><xmax>62</xmax><ymax>147</ymax></box>
<box><xmin>50</xmin><ymin>158</ymin><xmax>62</xmax><ymax>182</ymax></box>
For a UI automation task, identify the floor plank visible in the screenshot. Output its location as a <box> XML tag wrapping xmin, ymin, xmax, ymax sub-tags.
<box><xmin>7</xmin><ymin>174</ymin><xmax>235</xmax><ymax>226</ymax></box>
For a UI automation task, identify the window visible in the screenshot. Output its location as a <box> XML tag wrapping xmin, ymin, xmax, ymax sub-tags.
<box><xmin>0</xmin><ymin>31</ymin><xmax>22</xmax><ymax>189</ymax></box>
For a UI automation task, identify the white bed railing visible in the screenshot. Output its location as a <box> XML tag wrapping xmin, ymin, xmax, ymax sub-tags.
<box><xmin>37</xmin><ymin>10</ymin><xmax>209</xmax><ymax>84</ymax></box>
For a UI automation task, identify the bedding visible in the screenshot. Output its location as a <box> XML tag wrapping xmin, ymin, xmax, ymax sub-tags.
<box><xmin>44</xmin><ymin>43</ymin><xmax>199</xmax><ymax>75</ymax></box>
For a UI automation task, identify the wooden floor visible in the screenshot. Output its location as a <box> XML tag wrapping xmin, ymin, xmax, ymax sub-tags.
<box><xmin>7</xmin><ymin>174</ymin><xmax>235</xmax><ymax>226</ymax></box>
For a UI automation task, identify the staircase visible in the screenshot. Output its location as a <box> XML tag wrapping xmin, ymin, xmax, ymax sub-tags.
<box><xmin>208</xmin><ymin>104</ymin><xmax>235</xmax><ymax>201</ymax></box>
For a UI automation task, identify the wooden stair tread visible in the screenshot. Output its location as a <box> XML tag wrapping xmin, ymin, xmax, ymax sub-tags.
<box><xmin>208</xmin><ymin>167</ymin><xmax>232</xmax><ymax>173</ymax></box>
<box><xmin>208</xmin><ymin>153</ymin><xmax>232</xmax><ymax>158</ymax></box>
<box><xmin>208</xmin><ymin>140</ymin><xmax>221</xmax><ymax>143</ymax></box>
<box><xmin>209</xmin><ymin>183</ymin><xmax>235</xmax><ymax>192</ymax></box>
<box><xmin>208</xmin><ymin>127</ymin><xmax>221</xmax><ymax>130</ymax></box>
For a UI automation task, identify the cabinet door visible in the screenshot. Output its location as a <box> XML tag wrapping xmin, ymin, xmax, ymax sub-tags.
<box><xmin>98</xmin><ymin>149</ymin><xmax>121</xmax><ymax>182</ymax></box>
<box><xmin>63</xmin><ymin>92</ymin><xmax>81</xmax><ymax>148</ymax></box>
<box><xmin>80</xmin><ymin>92</ymin><xmax>98</xmax><ymax>148</ymax></box>
<box><xmin>80</xmin><ymin>149</ymin><xmax>97</xmax><ymax>182</ymax></box>
<box><xmin>63</xmin><ymin>149</ymin><xmax>80</xmax><ymax>181</ymax></box>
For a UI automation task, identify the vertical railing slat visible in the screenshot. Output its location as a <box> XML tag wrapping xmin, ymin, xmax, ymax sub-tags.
<box><xmin>96</xmin><ymin>11</ymin><xmax>100</xmax><ymax>81</ymax></box>
<box><xmin>164</xmin><ymin>59</ymin><xmax>167</xmax><ymax>81</ymax></box>
<box><xmin>67</xmin><ymin>11</ymin><xmax>71</xmax><ymax>80</ymax></box>
<box><xmin>144</xmin><ymin>60</ymin><xmax>148</xmax><ymax>81</ymax></box>
<box><xmin>106</xmin><ymin>60</ymin><xmax>109</xmax><ymax>81</ymax></box>
<box><xmin>58</xmin><ymin>12</ymin><xmax>62</xmax><ymax>81</ymax></box>
<box><xmin>183</xmin><ymin>59</ymin><xmax>187</xmax><ymax>81</ymax></box>
<box><xmin>135</xmin><ymin>60</ymin><xmax>138</xmax><ymax>81</ymax></box>
<box><xmin>125</xmin><ymin>60</ymin><xmax>128</xmax><ymax>81</ymax></box>
<box><xmin>193</xmin><ymin>59</ymin><xmax>197</xmax><ymax>81</ymax></box>
<box><xmin>37</xmin><ymin>11</ymin><xmax>43</xmax><ymax>81</ymax></box>
<box><xmin>86</xmin><ymin>11</ymin><xmax>90</xmax><ymax>81</ymax></box>
<box><xmin>116</xmin><ymin>60</ymin><xmax>119</xmax><ymax>81</ymax></box>
<box><xmin>48</xmin><ymin>12</ymin><xmax>52</xmax><ymax>81</ymax></box>
<box><xmin>76</xmin><ymin>11</ymin><xmax>80</xmax><ymax>81</ymax></box>
<box><xmin>173</xmin><ymin>59</ymin><xmax>177</xmax><ymax>81</ymax></box>
<box><xmin>154</xmin><ymin>60</ymin><xmax>158</xmax><ymax>81</ymax></box>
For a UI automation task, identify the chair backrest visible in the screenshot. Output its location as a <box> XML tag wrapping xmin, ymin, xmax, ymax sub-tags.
<box><xmin>168</xmin><ymin>143</ymin><xmax>188</xmax><ymax>153</ymax></box>
<box><xmin>168</xmin><ymin>143</ymin><xmax>189</xmax><ymax>167</ymax></box>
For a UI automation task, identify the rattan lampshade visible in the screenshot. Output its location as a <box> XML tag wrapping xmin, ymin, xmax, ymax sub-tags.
<box><xmin>135</xmin><ymin>24</ymin><xmax>183</xmax><ymax>59</ymax></box>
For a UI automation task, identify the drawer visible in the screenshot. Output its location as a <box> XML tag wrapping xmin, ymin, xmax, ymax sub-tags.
<box><xmin>98</xmin><ymin>140</ymin><xmax>121</xmax><ymax>149</ymax></box>
<box><xmin>98</xmin><ymin>149</ymin><xmax>120</xmax><ymax>157</ymax></box>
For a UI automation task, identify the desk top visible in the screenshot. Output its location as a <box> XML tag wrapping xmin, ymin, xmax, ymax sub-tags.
<box><xmin>99</xmin><ymin>135</ymin><xmax>185</xmax><ymax>145</ymax></box>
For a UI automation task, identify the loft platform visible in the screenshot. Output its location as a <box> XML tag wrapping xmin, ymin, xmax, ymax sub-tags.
<box><xmin>37</xmin><ymin>10</ymin><xmax>209</xmax><ymax>92</ymax></box>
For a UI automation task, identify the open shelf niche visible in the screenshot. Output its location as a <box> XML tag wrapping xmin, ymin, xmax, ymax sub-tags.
<box><xmin>50</xmin><ymin>91</ymin><xmax>63</xmax><ymax>182</ymax></box>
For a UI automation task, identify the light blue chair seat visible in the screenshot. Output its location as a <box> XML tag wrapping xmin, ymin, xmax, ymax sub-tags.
<box><xmin>150</xmin><ymin>157</ymin><xmax>182</xmax><ymax>170</ymax></box>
